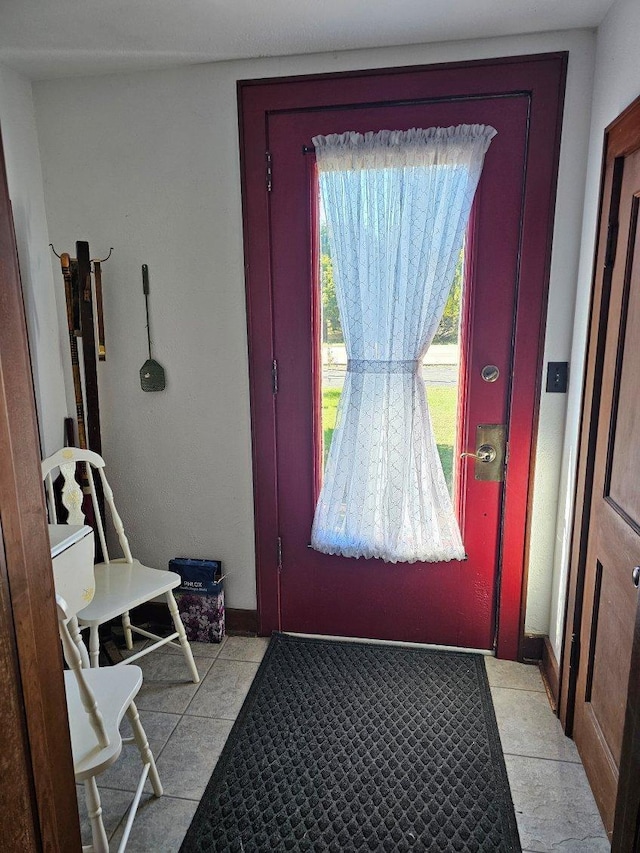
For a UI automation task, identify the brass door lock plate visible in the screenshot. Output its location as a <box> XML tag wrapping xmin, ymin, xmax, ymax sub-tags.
<box><xmin>461</xmin><ymin>424</ymin><xmax>506</xmax><ymax>481</ymax></box>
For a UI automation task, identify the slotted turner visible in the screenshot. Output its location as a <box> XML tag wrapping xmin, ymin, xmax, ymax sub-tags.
<box><xmin>140</xmin><ymin>264</ymin><xmax>166</xmax><ymax>391</ymax></box>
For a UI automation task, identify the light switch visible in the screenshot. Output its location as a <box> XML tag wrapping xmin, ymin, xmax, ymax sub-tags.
<box><xmin>546</xmin><ymin>362</ymin><xmax>568</xmax><ymax>393</ymax></box>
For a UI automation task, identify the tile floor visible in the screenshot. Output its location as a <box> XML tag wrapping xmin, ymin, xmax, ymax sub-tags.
<box><xmin>77</xmin><ymin>636</ymin><xmax>610</xmax><ymax>852</ymax></box>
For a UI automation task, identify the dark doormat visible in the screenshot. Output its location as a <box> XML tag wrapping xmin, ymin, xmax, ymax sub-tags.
<box><xmin>180</xmin><ymin>633</ymin><xmax>521</xmax><ymax>852</ymax></box>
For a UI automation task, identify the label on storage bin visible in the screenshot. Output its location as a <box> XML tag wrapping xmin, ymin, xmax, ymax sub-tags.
<box><xmin>169</xmin><ymin>557</ymin><xmax>224</xmax><ymax>595</ymax></box>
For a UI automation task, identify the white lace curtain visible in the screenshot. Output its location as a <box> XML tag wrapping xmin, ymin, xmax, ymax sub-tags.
<box><xmin>310</xmin><ymin>125</ymin><xmax>496</xmax><ymax>563</ymax></box>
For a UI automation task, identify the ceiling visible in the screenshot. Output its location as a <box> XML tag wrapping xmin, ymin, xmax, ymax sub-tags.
<box><xmin>1</xmin><ymin>0</ymin><xmax>614</xmax><ymax>81</ymax></box>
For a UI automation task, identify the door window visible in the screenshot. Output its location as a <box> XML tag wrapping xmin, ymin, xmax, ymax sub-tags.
<box><xmin>310</xmin><ymin>127</ymin><xmax>493</xmax><ymax>564</ymax></box>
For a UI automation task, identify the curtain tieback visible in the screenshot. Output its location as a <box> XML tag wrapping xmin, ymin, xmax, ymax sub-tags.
<box><xmin>347</xmin><ymin>359</ymin><xmax>420</xmax><ymax>374</ymax></box>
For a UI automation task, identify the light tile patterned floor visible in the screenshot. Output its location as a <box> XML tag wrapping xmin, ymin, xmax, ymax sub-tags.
<box><xmin>77</xmin><ymin>637</ymin><xmax>610</xmax><ymax>852</ymax></box>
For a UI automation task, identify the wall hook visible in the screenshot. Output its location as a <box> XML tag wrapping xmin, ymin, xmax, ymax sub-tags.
<box><xmin>92</xmin><ymin>247</ymin><xmax>114</xmax><ymax>264</ymax></box>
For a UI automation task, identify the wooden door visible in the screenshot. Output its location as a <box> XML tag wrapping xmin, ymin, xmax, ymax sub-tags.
<box><xmin>239</xmin><ymin>53</ymin><xmax>567</xmax><ymax>659</ymax></box>
<box><xmin>571</xmin><ymin>101</ymin><xmax>640</xmax><ymax>837</ymax></box>
<box><xmin>0</xmin><ymin>125</ymin><xmax>81</xmax><ymax>850</ymax></box>
<box><xmin>268</xmin><ymin>97</ymin><xmax>527</xmax><ymax>650</ymax></box>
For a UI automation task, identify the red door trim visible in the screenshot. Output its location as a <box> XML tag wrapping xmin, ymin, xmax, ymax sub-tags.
<box><xmin>238</xmin><ymin>52</ymin><xmax>567</xmax><ymax>659</ymax></box>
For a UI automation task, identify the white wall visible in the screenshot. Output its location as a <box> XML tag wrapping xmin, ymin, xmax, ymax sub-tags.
<box><xmin>522</xmin><ymin>36</ymin><xmax>595</xmax><ymax>635</ymax></box>
<box><xmin>549</xmin><ymin>0</ymin><xmax>640</xmax><ymax>658</ymax></box>
<box><xmin>0</xmin><ymin>63</ymin><xmax>67</xmax><ymax>456</ymax></box>
<box><xmin>33</xmin><ymin>29</ymin><xmax>595</xmax><ymax>618</ymax></box>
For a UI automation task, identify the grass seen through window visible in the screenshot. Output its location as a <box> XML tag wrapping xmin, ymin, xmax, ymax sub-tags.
<box><xmin>322</xmin><ymin>385</ymin><xmax>457</xmax><ymax>494</ymax></box>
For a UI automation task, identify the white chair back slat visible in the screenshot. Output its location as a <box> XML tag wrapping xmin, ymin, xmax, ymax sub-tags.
<box><xmin>44</xmin><ymin>472</ymin><xmax>58</xmax><ymax>524</ymax></box>
<box><xmin>60</xmin><ymin>461</ymin><xmax>86</xmax><ymax>525</ymax></box>
<box><xmin>85</xmin><ymin>463</ymin><xmax>110</xmax><ymax>564</ymax></box>
<box><xmin>56</xmin><ymin>594</ymin><xmax>109</xmax><ymax>748</ymax></box>
<box><xmin>99</xmin><ymin>468</ymin><xmax>133</xmax><ymax>564</ymax></box>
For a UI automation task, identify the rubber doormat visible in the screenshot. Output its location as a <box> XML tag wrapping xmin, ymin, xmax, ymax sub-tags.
<box><xmin>180</xmin><ymin>632</ymin><xmax>521</xmax><ymax>852</ymax></box>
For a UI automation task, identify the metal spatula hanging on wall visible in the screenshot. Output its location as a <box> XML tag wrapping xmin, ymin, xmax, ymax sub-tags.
<box><xmin>140</xmin><ymin>264</ymin><xmax>166</xmax><ymax>391</ymax></box>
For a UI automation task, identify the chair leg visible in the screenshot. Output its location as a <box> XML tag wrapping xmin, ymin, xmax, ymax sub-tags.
<box><xmin>126</xmin><ymin>700</ymin><xmax>163</xmax><ymax>797</ymax></box>
<box><xmin>84</xmin><ymin>777</ymin><xmax>109</xmax><ymax>853</ymax></box>
<box><xmin>122</xmin><ymin>610</ymin><xmax>134</xmax><ymax>651</ymax></box>
<box><xmin>89</xmin><ymin>626</ymin><xmax>100</xmax><ymax>668</ymax></box>
<box><xmin>69</xmin><ymin>616</ymin><xmax>90</xmax><ymax>668</ymax></box>
<box><xmin>165</xmin><ymin>590</ymin><xmax>200</xmax><ymax>683</ymax></box>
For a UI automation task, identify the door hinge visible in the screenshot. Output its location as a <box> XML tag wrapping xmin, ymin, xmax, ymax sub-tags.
<box><xmin>272</xmin><ymin>359</ymin><xmax>278</xmax><ymax>394</ymax></box>
<box><xmin>277</xmin><ymin>536</ymin><xmax>283</xmax><ymax>572</ymax></box>
<box><xmin>266</xmin><ymin>150</ymin><xmax>273</xmax><ymax>193</ymax></box>
<box><xmin>569</xmin><ymin>632</ymin><xmax>579</xmax><ymax>672</ymax></box>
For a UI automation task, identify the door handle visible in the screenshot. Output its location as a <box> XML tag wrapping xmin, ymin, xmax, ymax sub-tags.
<box><xmin>633</xmin><ymin>566</ymin><xmax>640</xmax><ymax>588</ymax></box>
<box><xmin>461</xmin><ymin>444</ymin><xmax>497</xmax><ymax>463</ymax></box>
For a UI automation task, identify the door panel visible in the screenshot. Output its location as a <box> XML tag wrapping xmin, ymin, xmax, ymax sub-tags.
<box><xmin>608</xmin><ymin>195</ymin><xmax>640</xmax><ymax>521</ymax></box>
<box><xmin>573</xmin><ymin>148</ymin><xmax>640</xmax><ymax>835</ymax></box>
<box><xmin>269</xmin><ymin>97</ymin><xmax>529</xmax><ymax>648</ymax></box>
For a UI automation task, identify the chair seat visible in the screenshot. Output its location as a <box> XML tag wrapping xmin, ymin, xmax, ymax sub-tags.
<box><xmin>65</xmin><ymin>664</ymin><xmax>142</xmax><ymax>781</ymax></box>
<box><xmin>77</xmin><ymin>559</ymin><xmax>181</xmax><ymax>626</ymax></box>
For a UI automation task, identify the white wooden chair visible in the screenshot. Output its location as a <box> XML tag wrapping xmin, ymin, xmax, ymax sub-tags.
<box><xmin>55</xmin><ymin>542</ymin><xmax>163</xmax><ymax>853</ymax></box>
<box><xmin>58</xmin><ymin>589</ymin><xmax>163</xmax><ymax>853</ymax></box>
<box><xmin>42</xmin><ymin>447</ymin><xmax>199</xmax><ymax>682</ymax></box>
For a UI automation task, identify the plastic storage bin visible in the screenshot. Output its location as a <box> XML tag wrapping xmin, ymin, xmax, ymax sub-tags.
<box><xmin>170</xmin><ymin>558</ymin><xmax>225</xmax><ymax>643</ymax></box>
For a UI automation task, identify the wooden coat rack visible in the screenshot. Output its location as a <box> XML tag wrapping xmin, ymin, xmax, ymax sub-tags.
<box><xmin>50</xmin><ymin>240</ymin><xmax>112</xmax><ymax>454</ymax></box>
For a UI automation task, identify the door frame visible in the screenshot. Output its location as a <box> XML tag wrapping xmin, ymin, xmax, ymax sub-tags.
<box><xmin>559</xmin><ymin>93</ymin><xmax>640</xmax><ymax>851</ymax></box>
<box><xmin>238</xmin><ymin>52</ymin><xmax>567</xmax><ymax>659</ymax></box>
<box><xmin>0</xmin><ymin>127</ymin><xmax>81</xmax><ymax>849</ymax></box>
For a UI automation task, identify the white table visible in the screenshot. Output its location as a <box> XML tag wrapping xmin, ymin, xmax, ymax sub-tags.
<box><xmin>48</xmin><ymin>524</ymin><xmax>95</xmax><ymax>614</ymax></box>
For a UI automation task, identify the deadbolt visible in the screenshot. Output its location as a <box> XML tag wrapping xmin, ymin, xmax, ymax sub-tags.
<box><xmin>633</xmin><ymin>566</ymin><xmax>640</xmax><ymax>588</ymax></box>
<box><xmin>481</xmin><ymin>365</ymin><xmax>500</xmax><ymax>383</ymax></box>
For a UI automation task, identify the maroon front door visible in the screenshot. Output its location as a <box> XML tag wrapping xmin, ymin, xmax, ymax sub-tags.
<box><xmin>239</xmin><ymin>56</ymin><xmax>566</xmax><ymax>656</ymax></box>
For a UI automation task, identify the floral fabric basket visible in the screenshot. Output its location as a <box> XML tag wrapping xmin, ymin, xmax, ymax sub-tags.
<box><xmin>170</xmin><ymin>558</ymin><xmax>225</xmax><ymax>643</ymax></box>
